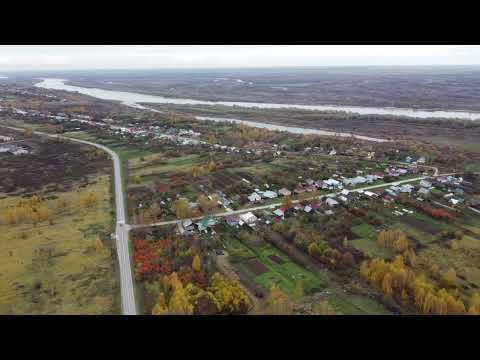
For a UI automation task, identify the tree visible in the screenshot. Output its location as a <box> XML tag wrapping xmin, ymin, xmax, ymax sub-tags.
<box><xmin>81</xmin><ymin>192</ymin><xmax>99</xmax><ymax>208</ymax></box>
<box><xmin>173</xmin><ymin>199</ymin><xmax>190</xmax><ymax>219</ymax></box>
<box><xmin>192</xmin><ymin>254</ymin><xmax>202</xmax><ymax>272</ymax></box>
<box><xmin>312</xmin><ymin>301</ymin><xmax>336</xmax><ymax>315</ymax></box>
<box><xmin>133</xmin><ymin>175</ymin><xmax>142</xmax><ymax>184</ymax></box>
<box><xmin>292</xmin><ymin>281</ymin><xmax>304</xmax><ymax>303</ymax></box>
<box><xmin>95</xmin><ymin>236</ymin><xmax>105</xmax><ymax>253</ymax></box>
<box><xmin>282</xmin><ymin>196</ymin><xmax>293</xmax><ymax>211</ymax></box>
<box><xmin>442</xmin><ymin>268</ymin><xmax>457</xmax><ymax>288</ymax></box>
<box><xmin>308</xmin><ymin>242</ymin><xmax>322</xmax><ymax>258</ymax></box>
<box><xmin>165</xmin><ymin>273</ymin><xmax>194</xmax><ymax>315</ymax></box>
<box><xmin>197</xmin><ymin>194</ymin><xmax>215</xmax><ymax>214</ymax></box>
<box><xmin>468</xmin><ymin>293</ymin><xmax>480</xmax><ymax>315</ymax></box>
<box><xmin>208</xmin><ymin>273</ymin><xmax>252</xmax><ymax>314</ymax></box>
<box><xmin>24</xmin><ymin>127</ymin><xmax>33</xmax><ymax>137</ymax></box>
<box><xmin>152</xmin><ymin>293</ymin><xmax>169</xmax><ymax>315</ymax></box>
<box><xmin>264</xmin><ymin>284</ymin><xmax>294</xmax><ymax>315</ymax></box>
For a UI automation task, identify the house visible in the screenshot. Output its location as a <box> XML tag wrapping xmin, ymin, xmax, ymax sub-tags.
<box><xmin>364</xmin><ymin>191</ymin><xmax>378</xmax><ymax>198</ymax></box>
<box><xmin>225</xmin><ymin>216</ymin><xmax>240</xmax><ymax>227</ymax></box>
<box><xmin>399</xmin><ymin>184</ymin><xmax>414</xmax><ymax>193</ymax></box>
<box><xmin>304</xmin><ymin>205</ymin><xmax>313</xmax><ymax>213</ymax></box>
<box><xmin>325</xmin><ymin>179</ymin><xmax>342</xmax><ymax>189</ymax></box>
<box><xmin>248</xmin><ymin>192</ymin><xmax>262</xmax><ymax>203</ymax></box>
<box><xmin>239</xmin><ymin>212</ymin><xmax>258</xmax><ymax>225</ymax></box>
<box><xmin>273</xmin><ymin>208</ymin><xmax>285</xmax><ymax>218</ymax></box>
<box><xmin>418</xmin><ymin>187</ymin><xmax>430</xmax><ymax>197</ymax></box>
<box><xmin>182</xmin><ymin>219</ymin><xmax>193</xmax><ymax>228</ymax></box>
<box><xmin>326</xmin><ymin>198</ymin><xmax>339</xmax><ymax>207</ymax></box>
<box><xmin>261</xmin><ymin>190</ymin><xmax>278</xmax><ymax>199</ymax></box>
<box><xmin>338</xmin><ymin>196</ymin><xmax>348</xmax><ymax>203</ymax></box>
<box><xmin>311</xmin><ymin>202</ymin><xmax>322</xmax><ymax>210</ymax></box>
<box><xmin>341</xmin><ymin>189</ymin><xmax>350</xmax><ymax>196</ymax></box>
<box><xmin>0</xmin><ymin>135</ymin><xmax>13</xmax><ymax>142</ymax></box>
<box><xmin>420</xmin><ymin>180</ymin><xmax>432</xmax><ymax>188</ymax></box>
<box><xmin>196</xmin><ymin>216</ymin><xmax>217</xmax><ymax>231</ymax></box>
<box><xmin>278</xmin><ymin>188</ymin><xmax>291</xmax><ymax>197</ymax></box>
<box><xmin>450</xmin><ymin>198</ymin><xmax>462</xmax><ymax>206</ymax></box>
<box><xmin>293</xmin><ymin>204</ymin><xmax>304</xmax><ymax>212</ymax></box>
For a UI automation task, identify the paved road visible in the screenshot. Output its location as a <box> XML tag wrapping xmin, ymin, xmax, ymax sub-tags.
<box><xmin>136</xmin><ymin>173</ymin><xmax>438</xmax><ymax>229</ymax></box>
<box><xmin>1</xmin><ymin>126</ymin><xmax>137</xmax><ymax>315</ymax></box>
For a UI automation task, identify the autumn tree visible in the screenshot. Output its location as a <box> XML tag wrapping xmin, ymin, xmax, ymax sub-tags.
<box><xmin>282</xmin><ymin>196</ymin><xmax>293</xmax><ymax>211</ymax></box>
<box><xmin>24</xmin><ymin>127</ymin><xmax>33</xmax><ymax>137</ymax></box>
<box><xmin>165</xmin><ymin>272</ymin><xmax>194</xmax><ymax>315</ymax></box>
<box><xmin>292</xmin><ymin>281</ymin><xmax>304</xmax><ymax>303</ymax></box>
<box><xmin>264</xmin><ymin>284</ymin><xmax>294</xmax><ymax>315</ymax></box>
<box><xmin>81</xmin><ymin>192</ymin><xmax>99</xmax><ymax>208</ymax></box>
<box><xmin>468</xmin><ymin>293</ymin><xmax>480</xmax><ymax>315</ymax></box>
<box><xmin>378</xmin><ymin>229</ymin><xmax>409</xmax><ymax>253</ymax></box>
<box><xmin>442</xmin><ymin>268</ymin><xmax>457</xmax><ymax>288</ymax></box>
<box><xmin>208</xmin><ymin>273</ymin><xmax>252</xmax><ymax>314</ymax></box>
<box><xmin>95</xmin><ymin>236</ymin><xmax>105</xmax><ymax>253</ymax></box>
<box><xmin>311</xmin><ymin>301</ymin><xmax>336</xmax><ymax>315</ymax></box>
<box><xmin>197</xmin><ymin>194</ymin><xmax>216</xmax><ymax>214</ymax></box>
<box><xmin>173</xmin><ymin>199</ymin><xmax>190</xmax><ymax>219</ymax></box>
<box><xmin>192</xmin><ymin>254</ymin><xmax>202</xmax><ymax>272</ymax></box>
<box><xmin>152</xmin><ymin>293</ymin><xmax>169</xmax><ymax>315</ymax></box>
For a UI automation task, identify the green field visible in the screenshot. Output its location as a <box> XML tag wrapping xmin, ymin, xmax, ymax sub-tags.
<box><xmin>218</xmin><ymin>227</ymin><xmax>392</xmax><ymax>314</ymax></box>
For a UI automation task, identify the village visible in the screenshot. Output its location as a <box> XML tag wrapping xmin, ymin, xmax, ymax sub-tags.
<box><xmin>1</xmin><ymin>88</ymin><xmax>480</xmax><ymax>315</ymax></box>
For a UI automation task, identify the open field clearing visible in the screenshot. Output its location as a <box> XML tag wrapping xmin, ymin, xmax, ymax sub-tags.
<box><xmin>216</xmin><ymin>224</ymin><xmax>392</xmax><ymax>315</ymax></box>
<box><xmin>0</xmin><ymin>176</ymin><xmax>119</xmax><ymax>314</ymax></box>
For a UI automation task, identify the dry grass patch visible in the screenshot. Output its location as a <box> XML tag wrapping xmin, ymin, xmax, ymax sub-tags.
<box><xmin>0</xmin><ymin>175</ymin><xmax>120</xmax><ymax>314</ymax></box>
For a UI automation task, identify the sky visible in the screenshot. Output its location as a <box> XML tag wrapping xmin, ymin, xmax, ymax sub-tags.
<box><xmin>1</xmin><ymin>45</ymin><xmax>480</xmax><ymax>71</ymax></box>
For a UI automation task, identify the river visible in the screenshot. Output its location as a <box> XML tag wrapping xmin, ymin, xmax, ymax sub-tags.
<box><xmin>34</xmin><ymin>78</ymin><xmax>480</xmax><ymax>143</ymax></box>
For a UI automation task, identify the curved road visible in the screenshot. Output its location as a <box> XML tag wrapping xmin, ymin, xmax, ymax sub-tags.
<box><xmin>2</xmin><ymin>126</ymin><xmax>137</xmax><ymax>315</ymax></box>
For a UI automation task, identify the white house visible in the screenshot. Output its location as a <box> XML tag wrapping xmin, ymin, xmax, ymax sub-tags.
<box><xmin>248</xmin><ymin>192</ymin><xmax>262</xmax><ymax>203</ymax></box>
<box><xmin>326</xmin><ymin>198</ymin><xmax>339</xmax><ymax>207</ymax></box>
<box><xmin>239</xmin><ymin>212</ymin><xmax>258</xmax><ymax>225</ymax></box>
<box><xmin>261</xmin><ymin>190</ymin><xmax>278</xmax><ymax>199</ymax></box>
<box><xmin>278</xmin><ymin>188</ymin><xmax>291</xmax><ymax>197</ymax></box>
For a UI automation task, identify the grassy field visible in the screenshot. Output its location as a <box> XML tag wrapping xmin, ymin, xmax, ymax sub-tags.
<box><xmin>0</xmin><ymin>175</ymin><xmax>120</xmax><ymax>314</ymax></box>
<box><xmin>219</xmin><ymin>227</ymin><xmax>392</xmax><ymax>314</ymax></box>
<box><xmin>350</xmin><ymin>224</ymin><xmax>392</xmax><ymax>259</ymax></box>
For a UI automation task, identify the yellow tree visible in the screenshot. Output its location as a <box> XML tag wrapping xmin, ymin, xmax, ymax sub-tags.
<box><xmin>292</xmin><ymin>281</ymin><xmax>304</xmax><ymax>303</ymax></box>
<box><xmin>468</xmin><ymin>293</ymin><xmax>480</xmax><ymax>315</ymax></box>
<box><xmin>264</xmin><ymin>284</ymin><xmax>294</xmax><ymax>315</ymax></box>
<box><xmin>24</xmin><ymin>127</ymin><xmax>33</xmax><ymax>137</ymax></box>
<box><xmin>152</xmin><ymin>293</ymin><xmax>169</xmax><ymax>315</ymax></box>
<box><xmin>173</xmin><ymin>199</ymin><xmax>190</xmax><ymax>219</ymax></box>
<box><xmin>312</xmin><ymin>301</ymin><xmax>336</xmax><ymax>315</ymax></box>
<box><xmin>95</xmin><ymin>236</ymin><xmax>105</xmax><ymax>253</ymax></box>
<box><xmin>442</xmin><ymin>268</ymin><xmax>457</xmax><ymax>288</ymax></box>
<box><xmin>192</xmin><ymin>254</ymin><xmax>202</xmax><ymax>272</ymax></box>
<box><xmin>166</xmin><ymin>274</ymin><xmax>194</xmax><ymax>315</ymax></box>
<box><xmin>208</xmin><ymin>273</ymin><xmax>252</xmax><ymax>314</ymax></box>
<box><xmin>197</xmin><ymin>195</ymin><xmax>214</xmax><ymax>214</ymax></box>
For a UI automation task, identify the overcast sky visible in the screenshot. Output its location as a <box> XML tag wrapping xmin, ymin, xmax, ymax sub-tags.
<box><xmin>1</xmin><ymin>45</ymin><xmax>480</xmax><ymax>71</ymax></box>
